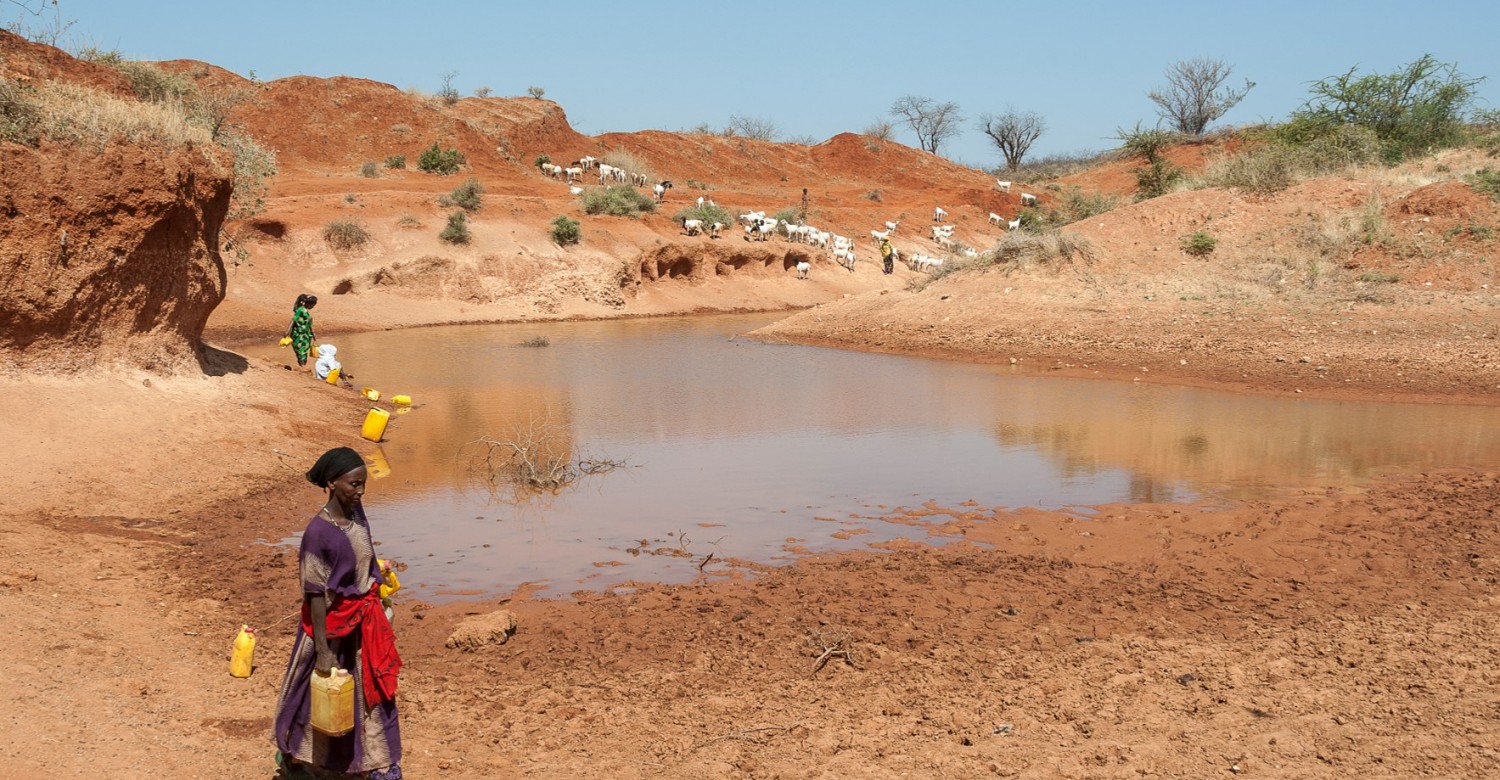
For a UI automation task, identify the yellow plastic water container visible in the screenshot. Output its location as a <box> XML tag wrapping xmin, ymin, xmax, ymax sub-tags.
<box><xmin>229</xmin><ymin>625</ymin><xmax>256</xmax><ymax>678</ymax></box>
<box><xmin>361</xmin><ymin>387</ymin><xmax>380</xmax><ymax>402</ymax></box>
<box><xmin>361</xmin><ymin>408</ymin><xmax>390</xmax><ymax>442</ymax></box>
<box><xmin>391</xmin><ymin>394</ymin><xmax>412</xmax><ymax>406</ymax></box>
<box><xmin>278</xmin><ymin>337</ymin><xmax>292</xmax><ymax>347</ymax></box>
<box><xmin>377</xmin><ymin>560</ymin><xmax>401</xmax><ymax>600</ymax></box>
<box><xmin>325</xmin><ymin>367</ymin><xmax>341</xmax><ymax>385</ymax></box>
<box><xmin>309</xmin><ymin>667</ymin><xmax>355</xmax><ymax>737</ymax></box>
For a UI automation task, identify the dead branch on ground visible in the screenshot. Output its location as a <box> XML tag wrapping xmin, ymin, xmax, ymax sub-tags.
<box><xmin>805</xmin><ymin>625</ymin><xmax>857</xmax><ymax>677</ymax></box>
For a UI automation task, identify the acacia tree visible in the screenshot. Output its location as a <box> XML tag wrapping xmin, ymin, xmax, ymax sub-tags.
<box><xmin>890</xmin><ymin>95</ymin><xmax>963</xmax><ymax>154</ymax></box>
<box><xmin>978</xmin><ymin>108</ymin><xmax>1045</xmax><ymax>170</ymax></box>
<box><xmin>1291</xmin><ymin>54</ymin><xmax>1482</xmax><ymax>157</ymax></box>
<box><xmin>1148</xmin><ymin>58</ymin><xmax>1254</xmax><ymax>136</ymax></box>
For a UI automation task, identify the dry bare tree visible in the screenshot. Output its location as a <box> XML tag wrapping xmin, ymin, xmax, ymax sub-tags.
<box><xmin>1148</xmin><ymin>57</ymin><xmax>1254</xmax><ymax>136</ymax></box>
<box><xmin>724</xmin><ymin>114</ymin><xmax>779</xmax><ymax>141</ymax></box>
<box><xmin>978</xmin><ymin>108</ymin><xmax>1046</xmax><ymax>171</ymax></box>
<box><xmin>862</xmin><ymin>119</ymin><xmax>895</xmax><ymax>141</ymax></box>
<box><xmin>889</xmin><ymin>95</ymin><xmax>963</xmax><ymax>154</ymax></box>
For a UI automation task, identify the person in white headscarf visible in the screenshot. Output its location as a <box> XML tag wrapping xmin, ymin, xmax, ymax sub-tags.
<box><xmin>314</xmin><ymin>343</ymin><xmax>351</xmax><ymax>384</ymax></box>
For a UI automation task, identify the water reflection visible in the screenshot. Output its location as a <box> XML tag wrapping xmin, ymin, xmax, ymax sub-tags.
<box><xmin>239</xmin><ymin>314</ymin><xmax>1500</xmax><ymax>599</ymax></box>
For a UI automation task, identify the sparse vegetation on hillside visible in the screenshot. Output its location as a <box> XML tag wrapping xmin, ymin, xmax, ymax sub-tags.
<box><xmin>418</xmin><ymin>142</ymin><xmax>465</xmax><ymax>175</ymax></box>
<box><xmin>439</xmin><ymin>176</ymin><xmax>484</xmax><ymax>211</ymax></box>
<box><xmin>439</xmin><ymin>211</ymin><xmax>471</xmax><ymax>244</ymax></box>
<box><xmin>922</xmin><ymin>230</ymin><xmax>1094</xmax><ymax>288</ymax></box>
<box><xmin>1117</xmin><ymin>124</ymin><xmax>1184</xmax><ymax>200</ymax></box>
<box><xmin>1466</xmin><ymin>168</ymin><xmax>1500</xmax><ymax>200</ymax></box>
<box><xmin>1008</xmin><ymin>149</ymin><xmax>1120</xmax><ymax>183</ymax></box>
<box><xmin>725</xmin><ymin>115</ymin><xmax>779</xmax><ymax>141</ymax></box>
<box><xmin>1180</xmin><ymin>231</ymin><xmax>1217</xmax><ymax>256</ymax></box>
<box><xmin>323</xmin><ymin>220</ymin><xmax>370</xmax><ymax>250</ymax></box>
<box><xmin>527</xmin><ymin>86</ymin><xmax>545</xmax><ymax>99</ymax></box>
<box><xmin>1033</xmin><ymin>186</ymin><xmax>1118</xmax><ymax>227</ymax></box>
<box><xmin>979</xmin><ymin>108</ymin><xmax>1046</xmax><ymax>170</ymax></box>
<box><xmin>437</xmin><ymin>71</ymin><xmax>459</xmax><ymax>106</ymax></box>
<box><xmin>384</xmin><ymin>154</ymin><xmax>405</xmax><ymax>170</ymax></box>
<box><xmin>360</xmin><ymin>160</ymin><xmax>378</xmax><ymax>178</ymax></box>
<box><xmin>550</xmin><ymin>215</ymin><xmax>580</xmax><ymax>246</ymax></box>
<box><xmin>582</xmin><ymin>185</ymin><xmax>655</xmax><ymax>217</ymax></box>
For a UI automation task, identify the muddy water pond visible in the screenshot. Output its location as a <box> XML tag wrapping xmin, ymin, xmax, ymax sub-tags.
<box><xmin>244</xmin><ymin>313</ymin><xmax>1500</xmax><ymax>600</ymax></box>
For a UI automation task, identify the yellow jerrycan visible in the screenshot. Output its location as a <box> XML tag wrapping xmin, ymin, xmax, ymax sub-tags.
<box><xmin>361</xmin><ymin>387</ymin><xmax>380</xmax><ymax>402</ymax></box>
<box><xmin>391</xmin><ymin>394</ymin><xmax>412</xmax><ymax>406</ymax></box>
<box><xmin>309</xmin><ymin>667</ymin><xmax>355</xmax><ymax>737</ymax></box>
<box><xmin>229</xmin><ymin>625</ymin><xmax>256</xmax><ymax>678</ymax></box>
<box><xmin>325</xmin><ymin>367</ymin><xmax>341</xmax><ymax>385</ymax></box>
<box><xmin>377</xmin><ymin>559</ymin><xmax>401</xmax><ymax>600</ymax></box>
<box><xmin>361</xmin><ymin>408</ymin><xmax>390</xmax><ymax>442</ymax></box>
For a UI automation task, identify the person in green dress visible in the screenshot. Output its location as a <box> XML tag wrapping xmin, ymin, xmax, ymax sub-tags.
<box><xmin>286</xmin><ymin>294</ymin><xmax>318</xmax><ymax>368</ymax></box>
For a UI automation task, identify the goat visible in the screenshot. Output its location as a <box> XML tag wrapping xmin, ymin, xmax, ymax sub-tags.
<box><xmin>564</xmin><ymin>166</ymin><xmax>583</xmax><ymax>182</ymax></box>
<box><xmin>598</xmin><ymin>164</ymin><xmax>618</xmax><ymax>183</ymax></box>
<box><xmin>996</xmin><ymin>179</ymin><xmax>1011</xmax><ymax>192</ymax></box>
<box><xmin>683</xmin><ymin>218</ymin><xmax>703</xmax><ymax>236</ymax></box>
<box><xmin>795</xmin><ymin>259</ymin><xmax>810</xmax><ymax>279</ymax></box>
<box><xmin>884</xmin><ymin>220</ymin><xmax>899</xmax><ymax>232</ymax></box>
<box><xmin>653</xmin><ymin>181</ymin><xmax>673</xmax><ymax>202</ymax></box>
<box><xmin>931</xmin><ymin>225</ymin><xmax>956</xmax><ymax>241</ymax></box>
<box><xmin>833</xmin><ymin>246</ymin><xmax>857</xmax><ymax>271</ymax></box>
<box><xmin>576</xmin><ymin>155</ymin><xmax>597</xmax><ymax>171</ymax></box>
<box><xmin>696</xmin><ymin>195</ymin><xmax>705</xmax><ymax>207</ymax></box>
<box><xmin>1007</xmin><ymin>217</ymin><xmax>1022</xmax><ymax>231</ymax></box>
<box><xmin>911</xmin><ymin>253</ymin><xmax>944</xmax><ymax>272</ymax></box>
<box><xmin>739</xmin><ymin>210</ymin><xmax>766</xmax><ymax>224</ymax></box>
<box><xmin>569</xmin><ymin>185</ymin><xmax>583</xmax><ymax>196</ymax></box>
<box><xmin>988</xmin><ymin>212</ymin><xmax>1003</xmax><ymax>226</ymax></box>
<box><xmin>1021</xmin><ymin>193</ymin><xmax>1038</xmax><ymax>206</ymax></box>
<box><xmin>933</xmin><ymin>206</ymin><xmax>947</xmax><ymax>222</ymax></box>
<box><xmin>633</xmin><ymin>172</ymin><xmax>648</xmax><ymax>187</ymax></box>
<box><xmin>709</xmin><ymin>222</ymin><xmax>723</xmax><ymax>239</ymax></box>
<box><xmin>871</xmin><ymin>228</ymin><xmax>891</xmax><ymax>245</ymax></box>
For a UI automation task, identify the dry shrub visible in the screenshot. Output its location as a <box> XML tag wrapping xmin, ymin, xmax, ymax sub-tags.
<box><xmin>462</xmin><ymin>413</ymin><xmax>623</xmax><ymax>500</ymax></box>
<box><xmin>323</xmin><ymin>220</ymin><xmax>370</xmax><ymax>250</ymax></box>
<box><xmin>600</xmin><ymin>149</ymin><xmax>657</xmax><ymax>182</ymax></box>
<box><xmin>18</xmin><ymin>81</ymin><xmax>210</xmax><ymax>149</ymax></box>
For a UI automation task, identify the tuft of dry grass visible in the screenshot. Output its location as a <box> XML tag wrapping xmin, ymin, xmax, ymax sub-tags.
<box><xmin>10</xmin><ymin>80</ymin><xmax>211</xmax><ymax>149</ymax></box>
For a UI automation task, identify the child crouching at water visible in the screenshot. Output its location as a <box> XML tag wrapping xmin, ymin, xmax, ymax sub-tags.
<box><xmin>315</xmin><ymin>344</ymin><xmax>355</xmax><ymax>387</ymax></box>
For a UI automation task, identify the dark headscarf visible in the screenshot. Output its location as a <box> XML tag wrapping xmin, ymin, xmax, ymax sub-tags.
<box><xmin>306</xmin><ymin>446</ymin><xmax>365</xmax><ymax>488</ymax></box>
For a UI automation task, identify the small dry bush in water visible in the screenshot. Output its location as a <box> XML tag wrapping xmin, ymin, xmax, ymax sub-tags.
<box><xmin>323</xmin><ymin>220</ymin><xmax>370</xmax><ymax>250</ymax></box>
<box><xmin>463</xmin><ymin>414</ymin><xmax>623</xmax><ymax>499</ymax></box>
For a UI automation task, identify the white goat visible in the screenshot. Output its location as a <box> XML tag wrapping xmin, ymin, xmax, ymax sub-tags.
<box><xmin>564</xmin><ymin>166</ymin><xmax>583</xmax><ymax>182</ymax></box>
<box><xmin>933</xmin><ymin>206</ymin><xmax>947</xmax><ymax>222</ymax></box>
<box><xmin>795</xmin><ymin>259</ymin><xmax>811</xmax><ymax>279</ymax></box>
<box><xmin>597</xmin><ymin>164</ymin><xmax>618</xmax><ymax>183</ymax></box>
<box><xmin>709</xmin><ymin>222</ymin><xmax>723</xmax><ymax>239</ymax></box>
<box><xmin>569</xmin><ymin>185</ymin><xmax>583</xmax><ymax>196</ymax></box>
<box><xmin>683</xmin><ymin>218</ymin><xmax>703</xmax><ymax>236</ymax></box>
<box><xmin>653</xmin><ymin>181</ymin><xmax>673</xmax><ymax>202</ymax></box>
<box><xmin>910</xmin><ymin>253</ymin><xmax>944</xmax><ymax>272</ymax></box>
<box><xmin>1007</xmin><ymin>217</ymin><xmax>1022</xmax><ymax>231</ymax></box>
<box><xmin>870</xmin><ymin>228</ymin><xmax>891</xmax><ymax>245</ymax></box>
<box><xmin>996</xmin><ymin>179</ymin><xmax>1012</xmax><ymax>192</ymax></box>
<box><xmin>931</xmin><ymin>225</ymin><xmax>956</xmax><ymax>242</ymax></box>
<box><xmin>833</xmin><ymin>246</ymin><xmax>857</xmax><ymax>271</ymax></box>
<box><xmin>739</xmin><ymin>210</ymin><xmax>766</xmax><ymax>224</ymax></box>
<box><xmin>884</xmin><ymin>220</ymin><xmax>900</xmax><ymax>232</ymax></box>
<box><xmin>576</xmin><ymin>156</ymin><xmax>597</xmax><ymax>171</ymax></box>
<box><xmin>1021</xmin><ymin>193</ymin><xmax>1038</xmax><ymax>206</ymax></box>
<box><xmin>988</xmin><ymin>212</ymin><xmax>1003</xmax><ymax>226</ymax></box>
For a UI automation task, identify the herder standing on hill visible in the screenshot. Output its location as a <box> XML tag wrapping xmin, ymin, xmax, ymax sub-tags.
<box><xmin>880</xmin><ymin>237</ymin><xmax>895</xmax><ymax>275</ymax></box>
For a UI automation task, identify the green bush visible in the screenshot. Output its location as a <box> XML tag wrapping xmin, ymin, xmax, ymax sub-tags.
<box><xmin>323</xmin><ymin>221</ymin><xmax>370</xmax><ymax>250</ymax></box>
<box><xmin>440</xmin><ymin>176</ymin><xmax>484</xmax><ymax>211</ymax></box>
<box><xmin>534</xmin><ymin>154</ymin><xmax>551</xmax><ymax>170</ymax></box>
<box><xmin>1466</xmin><ymin>168</ymin><xmax>1500</xmax><ymax>200</ymax></box>
<box><xmin>1180</xmin><ymin>231</ymin><xmax>1218</xmax><ymax>256</ymax></box>
<box><xmin>582</xmin><ymin>185</ymin><xmax>656</xmax><ymax>217</ymax></box>
<box><xmin>1048</xmin><ymin>186</ymin><xmax>1117</xmax><ymax>226</ymax></box>
<box><xmin>114</xmin><ymin>60</ymin><xmax>193</xmax><ymax>104</ymax></box>
<box><xmin>1291</xmin><ymin>54</ymin><xmax>1482</xmax><ymax>161</ymax></box>
<box><xmin>384</xmin><ymin>154</ymin><xmax>406</xmax><ymax>170</ymax></box>
<box><xmin>439</xmin><ymin>211</ymin><xmax>471</xmax><ymax>244</ymax></box>
<box><xmin>360</xmin><ymin>160</ymin><xmax>379</xmax><ymax>178</ymax></box>
<box><xmin>418</xmin><ymin>143</ymin><xmax>466</xmax><ymax>175</ymax></box>
<box><xmin>550</xmin><ymin>215</ymin><xmax>581</xmax><ymax>245</ymax></box>
<box><xmin>672</xmin><ymin>203</ymin><xmax>734</xmax><ymax>230</ymax></box>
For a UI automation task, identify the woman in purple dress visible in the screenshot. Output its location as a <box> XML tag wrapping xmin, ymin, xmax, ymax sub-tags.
<box><xmin>272</xmin><ymin>447</ymin><xmax>402</xmax><ymax>780</ymax></box>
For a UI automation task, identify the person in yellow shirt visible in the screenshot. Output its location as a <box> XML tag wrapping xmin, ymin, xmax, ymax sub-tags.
<box><xmin>880</xmin><ymin>238</ymin><xmax>895</xmax><ymax>274</ymax></box>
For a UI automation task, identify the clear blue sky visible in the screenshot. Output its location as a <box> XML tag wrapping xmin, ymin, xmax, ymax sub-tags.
<box><xmin>20</xmin><ymin>0</ymin><xmax>1500</xmax><ymax>169</ymax></box>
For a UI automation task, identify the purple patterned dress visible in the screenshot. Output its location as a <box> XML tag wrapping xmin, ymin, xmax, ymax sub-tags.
<box><xmin>271</xmin><ymin>506</ymin><xmax>402</xmax><ymax>777</ymax></box>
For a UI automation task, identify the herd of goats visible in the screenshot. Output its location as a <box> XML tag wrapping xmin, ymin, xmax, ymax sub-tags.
<box><xmin>539</xmin><ymin>154</ymin><xmax>1039</xmax><ymax>278</ymax></box>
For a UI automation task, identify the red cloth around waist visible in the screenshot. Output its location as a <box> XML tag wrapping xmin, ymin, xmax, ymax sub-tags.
<box><xmin>300</xmin><ymin>582</ymin><xmax>401</xmax><ymax>706</ymax></box>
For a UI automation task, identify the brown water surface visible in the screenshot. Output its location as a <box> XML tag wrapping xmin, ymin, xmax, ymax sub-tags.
<box><xmin>241</xmin><ymin>313</ymin><xmax>1500</xmax><ymax>599</ymax></box>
